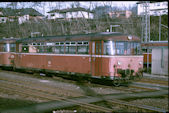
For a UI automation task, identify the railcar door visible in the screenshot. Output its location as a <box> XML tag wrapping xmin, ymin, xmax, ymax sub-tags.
<box><xmin>91</xmin><ymin>41</ymin><xmax>103</xmax><ymax>76</ymax></box>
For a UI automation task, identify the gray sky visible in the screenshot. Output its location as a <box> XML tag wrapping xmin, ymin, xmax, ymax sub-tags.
<box><xmin>0</xmin><ymin>1</ymin><xmax>138</xmax><ymax>16</ymax></box>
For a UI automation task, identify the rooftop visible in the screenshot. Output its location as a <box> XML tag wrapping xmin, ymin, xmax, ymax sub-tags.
<box><xmin>0</xmin><ymin>8</ymin><xmax>44</xmax><ymax>17</ymax></box>
<box><xmin>16</xmin><ymin>32</ymin><xmax>140</xmax><ymax>43</ymax></box>
<box><xmin>47</xmin><ymin>7</ymin><xmax>94</xmax><ymax>13</ymax></box>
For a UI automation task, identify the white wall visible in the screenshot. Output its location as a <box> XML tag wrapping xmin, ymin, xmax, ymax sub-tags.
<box><xmin>47</xmin><ymin>13</ymin><xmax>62</xmax><ymax>19</ymax></box>
<box><xmin>152</xmin><ymin>48</ymin><xmax>168</xmax><ymax>75</ymax></box>
<box><xmin>18</xmin><ymin>15</ymin><xmax>29</xmax><ymax>24</ymax></box>
<box><xmin>66</xmin><ymin>11</ymin><xmax>93</xmax><ymax>19</ymax></box>
<box><xmin>137</xmin><ymin>2</ymin><xmax>168</xmax><ymax>16</ymax></box>
<box><xmin>47</xmin><ymin>11</ymin><xmax>94</xmax><ymax>19</ymax></box>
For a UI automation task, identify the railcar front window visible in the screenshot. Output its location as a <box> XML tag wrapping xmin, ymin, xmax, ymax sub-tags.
<box><xmin>3</xmin><ymin>44</ymin><xmax>7</xmax><ymax>52</ymax></box>
<box><xmin>126</xmin><ymin>42</ymin><xmax>131</xmax><ymax>54</ymax></box>
<box><xmin>116</xmin><ymin>42</ymin><xmax>125</xmax><ymax>55</ymax></box>
<box><xmin>134</xmin><ymin>43</ymin><xmax>141</xmax><ymax>54</ymax></box>
<box><xmin>131</xmin><ymin>42</ymin><xmax>141</xmax><ymax>55</ymax></box>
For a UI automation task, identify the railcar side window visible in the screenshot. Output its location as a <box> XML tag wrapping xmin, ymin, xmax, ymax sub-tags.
<box><xmin>77</xmin><ymin>46</ymin><xmax>89</xmax><ymax>54</ymax></box>
<box><xmin>19</xmin><ymin>41</ymin><xmax>91</xmax><ymax>54</ymax></box>
<box><xmin>66</xmin><ymin>46</ymin><xmax>76</xmax><ymax>54</ymax></box>
<box><xmin>0</xmin><ymin>44</ymin><xmax>3</xmax><ymax>52</ymax></box>
<box><xmin>38</xmin><ymin>46</ymin><xmax>44</xmax><ymax>53</ymax></box>
<box><xmin>10</xmin><ymin>43</ymin><xmax>16</xmax><ymax>52</ymax></box>
<box><xmin>60</xmin><ymin>46</ymin><xmax>64</xmax><ymax>54</ymax></box>
<box><xmin>53</xmin><ymin>46</ymin><xmax>60</xmax><ymax>54</ymax></box>
<box><xmin>46</xmin><ymin>46</ymin><xmax>53</xmax><ymax>53</ymax></box>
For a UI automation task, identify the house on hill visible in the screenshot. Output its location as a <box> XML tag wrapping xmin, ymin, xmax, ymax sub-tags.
<box><xmin>0</xmin><ymin>8</ymin><xmax>44</xmax><ymax>24</ymax></box>
<box><xmin>47</xmin><ymin>7</ymin><xmax>94</xmax><ymax>20</ymax></box>
<box><xmin>108</xmin><ymin>10</ymin><xmax>132</xmax><ymax>18</ymax></box>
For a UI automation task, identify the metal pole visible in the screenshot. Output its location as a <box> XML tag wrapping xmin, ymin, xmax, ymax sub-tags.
<box><xmin>147</xmin><ymin>48</ymin><xmax>149</xmax><ymax>72</ymax></box>
<box><xmin>145</xmin><ymin>2</ymin><xmax>148</xmax><ymax>42</ymax></box>
<box><xmin>110</xmin><ymin>25</ymin><xmax>112</xmax><ymax>32</ymax></box>
<box><xmin>148</xmin><ymin>11</ymin><xmax>150</xmax><ymax>42</ymax></box>
<box><xmin>141</xmin><ymin>16</ymin><xmax>144</xmax><ymax>42</ymax></box>
<box><xmin>159</xmin><ymin>14</ymin><xmax>161</xmax><ymax>41</ymax></box>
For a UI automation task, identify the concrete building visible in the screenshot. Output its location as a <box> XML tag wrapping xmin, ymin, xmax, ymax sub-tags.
<box><xmin>108</xmin><ymin>10</ymin><xmax>132</xmax><ymax>18</ymax></box>
<box><xmin>152</xmin><ymin>46</ymin><xmax>168</xmax><ymax>75</ymax></box>
<box><xmin>0</xmin><ymin>8</ymin><xmax>44</xmax><ymax>24</ymax></box>
<box><xmin>47</xmin><ymin>7</ymin><xmax>94</xmax><ymax>20</ymax></box>
<box><xmin>137</xmin><ymin>1</ymin><xmax>168</xmax><ymax>16</ymax></box>
<box><xmin>142</xmin><ymin>41</ymin><xmax>168</xmax><ymax>76</ymax></box>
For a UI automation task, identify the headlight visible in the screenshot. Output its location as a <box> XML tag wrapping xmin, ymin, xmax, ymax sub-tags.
<box><xmin>118</xmin><ymin>61</ymin><xmax>121</xmax><ymax>65</ymax></box>
<box><xmin>11</xmin><ymin>55</ymin><xmax>14</xmax><ymax>59</ymax></box>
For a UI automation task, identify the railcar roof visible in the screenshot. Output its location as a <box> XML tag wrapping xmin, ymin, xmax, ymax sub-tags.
<box><xmin>16</xmin><ymin>32</ymin><xmax>140</xmax><ymax>43</ymax></box>
<box><xmin>141</xmin><ymin>41</ymin><xmax>168</xmax><ymax>47</ymax></box>
<box><xmin>0</xmin><ymin>38</ymin><xmax>19</xmax><ymax>43</ymax></box>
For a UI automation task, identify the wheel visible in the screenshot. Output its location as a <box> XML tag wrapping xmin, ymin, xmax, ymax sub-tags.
<box><xmin>124</xmin><ymin>76</ymin><xmax>130</xmax><ymax>83</ymax></box>
<box><xmin>113</xmin><ymin>77</ymin><xmax>121</xmax><ymax>87</ymax></box>
<box><xmin>134</xmin><ymin>72</ymin><xmax>143</xmax><ymax>81</ymax></box>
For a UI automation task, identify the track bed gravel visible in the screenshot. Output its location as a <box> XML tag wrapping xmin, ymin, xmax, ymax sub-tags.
<box><xmin>0</xmin><ymin>70</ymin><xmax>168</xmax><ymax>112</ymax></box>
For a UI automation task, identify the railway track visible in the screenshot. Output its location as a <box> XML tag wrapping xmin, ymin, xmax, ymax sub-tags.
<box><xmin>1</xmin><ymin>70</ymin><xmax>167</xmax><ymax>93</ymax></box>
<box><xmin>0</xmin><ymin>71</ymin><xmax>160</xmax><ymax>97</ymax></box>
<box><xmin>1</xmin><ymin>86</ymin><xmax>167</xmax><ymax>113</ymax></box>
<box><xmin>0</xmin><ymin>76</ymin><xmax>83</xmax><ymax>98</ymax></box>
<box><xmin>0</xmin><ymin>78</ymin><xmax>167</xmax><ymax>113</ymax></box>
<box><xmin>0</xmin><ymin>71</ymin><xmax>168</xmax><ymax>112</ymax></box>
<box><xmin>0</xmin><ymin>80</ymin><xmax>113</xmax><ymax>112</ymax></box>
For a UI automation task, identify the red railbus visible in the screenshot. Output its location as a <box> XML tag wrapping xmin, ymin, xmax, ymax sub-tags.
<box><xmin>0</xmin><ymin>38</ymin><xmax>18</xmax><ymax>69</ymax></box>
<box><xmin>0</xmin><ymin>32</ymin><xmax>143</xmax><ymax>86</ymax></box>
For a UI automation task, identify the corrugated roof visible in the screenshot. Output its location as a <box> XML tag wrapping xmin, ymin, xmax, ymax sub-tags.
<box><xmin>0</xmin><ymin>38</ymin><xmax>19</xmax><ymax>43</ymax></box>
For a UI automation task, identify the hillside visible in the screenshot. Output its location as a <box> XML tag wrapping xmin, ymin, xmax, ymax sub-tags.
<box><xmin>0</xmin><ymin>15</ymin><xmax>168</xmax><ymax>41</ymax></box>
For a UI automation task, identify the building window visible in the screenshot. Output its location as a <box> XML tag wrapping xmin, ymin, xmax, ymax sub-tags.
<box><xmin>51</xmin><ymin>14</ymin><xmax>55</xmax><ymax>16</ymax></box>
